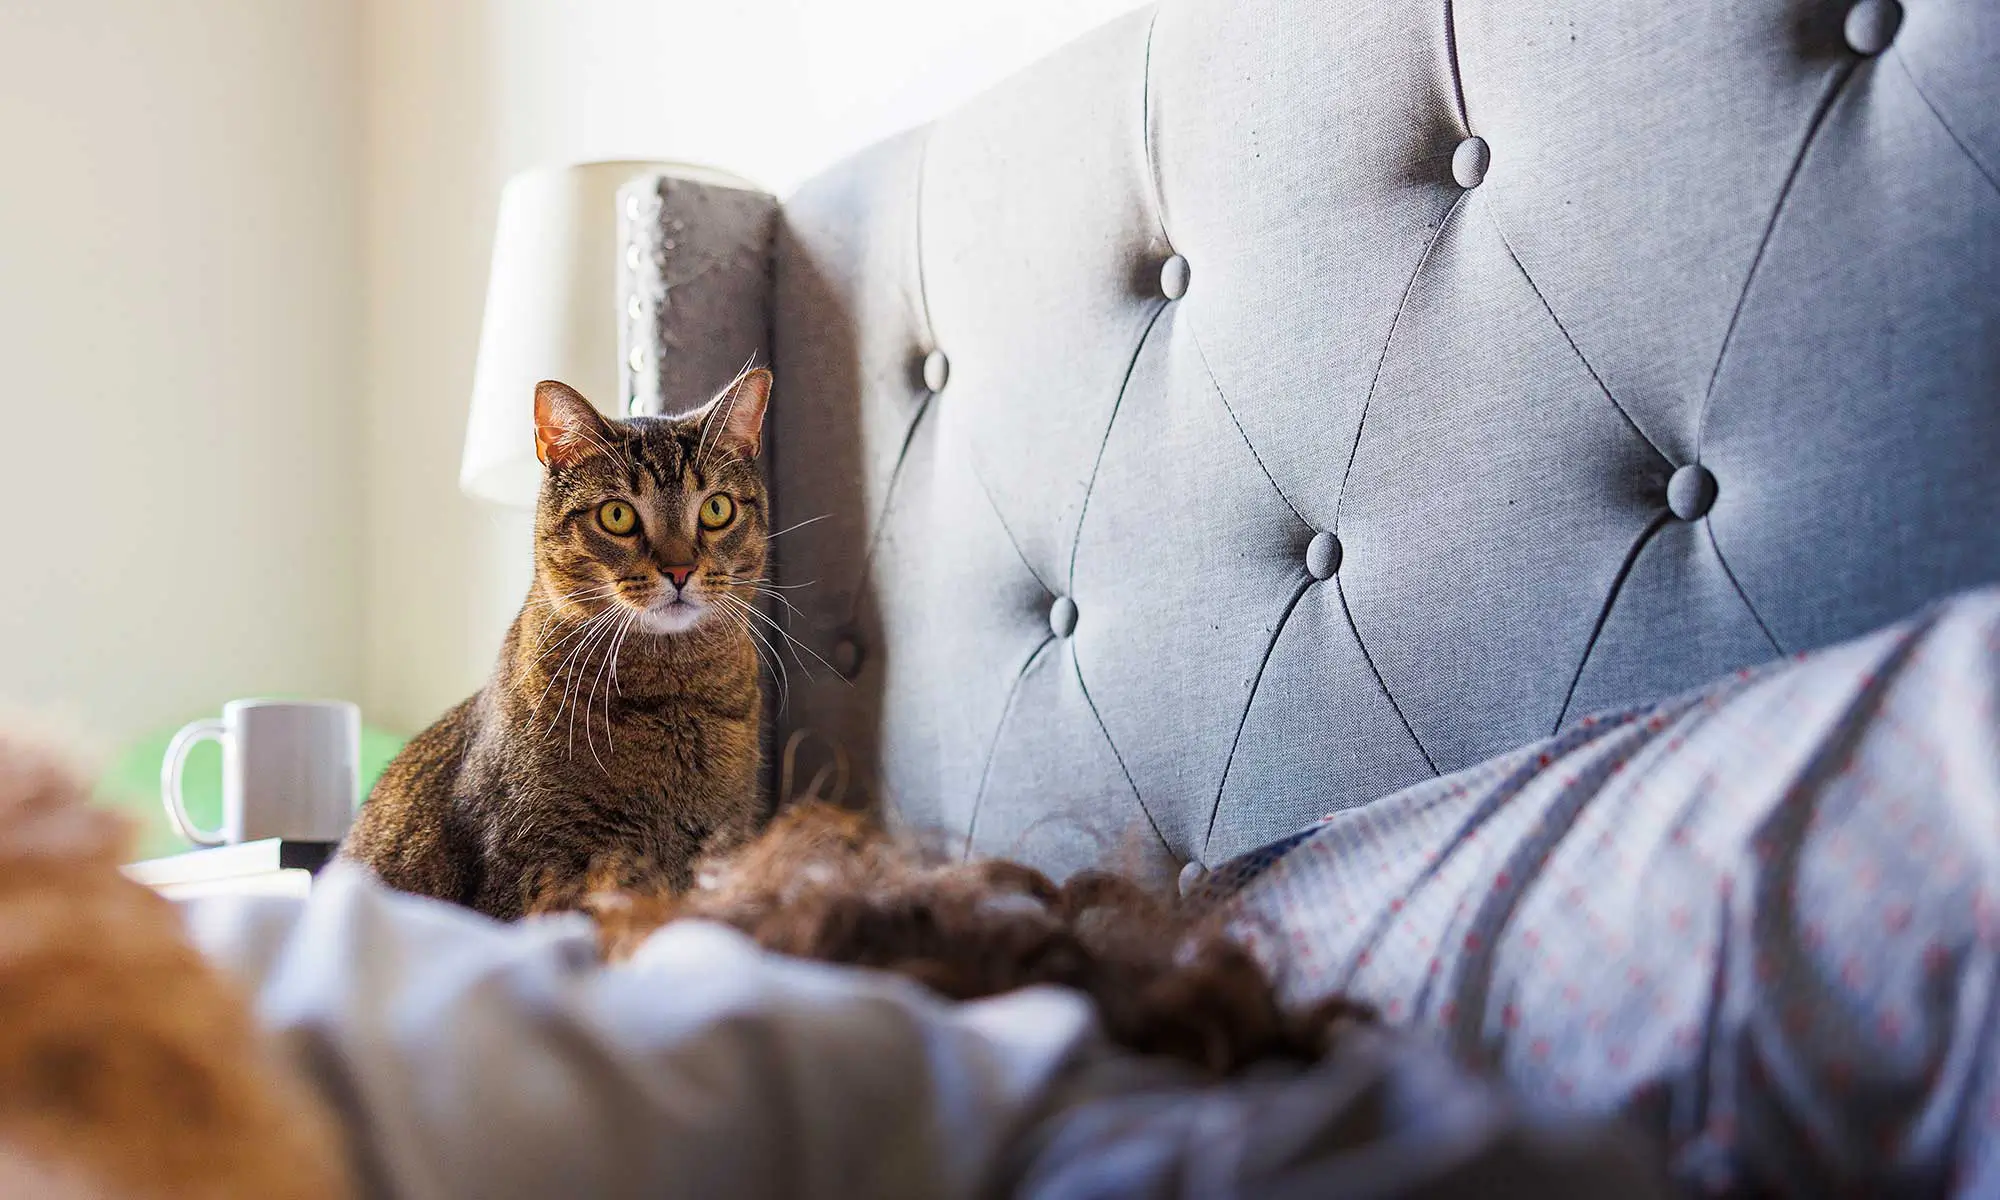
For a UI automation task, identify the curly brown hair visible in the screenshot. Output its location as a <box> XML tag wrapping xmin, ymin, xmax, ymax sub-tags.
<box><xmin>586</xmin><ymin>803</ymin><xmax>1368</xmax><ymax>1076</ymax></box>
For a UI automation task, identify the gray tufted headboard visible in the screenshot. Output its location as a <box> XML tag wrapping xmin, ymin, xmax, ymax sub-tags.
<box><xmin>624</xmin><ymin>0</ymin><xmax>1999</xmax><ymax>886</ymax></box>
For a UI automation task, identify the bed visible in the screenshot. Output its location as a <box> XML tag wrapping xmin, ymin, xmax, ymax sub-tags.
<box><xmin>194</xmin><ymin>0</ymin><xmax>1999</xmax><ymax>1193</ymax></box>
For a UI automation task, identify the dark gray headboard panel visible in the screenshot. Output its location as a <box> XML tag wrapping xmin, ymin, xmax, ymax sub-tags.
<box><xmin>748</xmin><ymin>0</ymin><xmax>1999</xmax><ymax>881</ymax></box>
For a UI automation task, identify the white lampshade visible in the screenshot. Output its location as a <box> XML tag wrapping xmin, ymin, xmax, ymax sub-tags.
<box><xmin>460</xmin><ymin>160</ymin><xmax>671</xmax><ymax>507</ymax></box>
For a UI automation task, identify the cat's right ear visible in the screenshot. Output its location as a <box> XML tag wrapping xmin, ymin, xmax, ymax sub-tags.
<box><xmin>533</xmin><ymin>381</ymin><xmax>619</xmax><ymax>469</ymax></box>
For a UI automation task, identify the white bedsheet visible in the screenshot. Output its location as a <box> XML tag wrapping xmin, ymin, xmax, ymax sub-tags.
<box><xmin>181</xmin><ymin>864</ymin><xmax>1664</xmax><ymax>1199</ymax></box>
<box><xmin>183</xmin><ymin>864</ymin><xmax>1094</xmax><ymax>1200</ymax></box>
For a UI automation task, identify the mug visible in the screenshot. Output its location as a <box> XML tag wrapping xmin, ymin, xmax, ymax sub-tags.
<box><xmin>161</xmin><ymin>699</ymin><xmax>361</xmax><ymax>846</ymax></box>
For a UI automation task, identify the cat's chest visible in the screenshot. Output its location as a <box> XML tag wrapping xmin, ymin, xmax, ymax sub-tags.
<box><xmin>487</xmin><ymin>692</ymin><xmax>752</xmax><ymax>794</ymax></box>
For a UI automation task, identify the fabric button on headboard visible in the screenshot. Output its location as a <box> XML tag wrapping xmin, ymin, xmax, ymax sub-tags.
<box><xmin>641</xmin><ymin>0</ymin><xmax>2000</xmax><ymax>883</ymax></box>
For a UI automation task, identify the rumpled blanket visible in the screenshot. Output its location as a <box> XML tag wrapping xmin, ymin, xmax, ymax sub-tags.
<box><xmin>1215</xmin><ymin>586</ymin><xmax>2000</xmax><ymax>1196</ymax></box>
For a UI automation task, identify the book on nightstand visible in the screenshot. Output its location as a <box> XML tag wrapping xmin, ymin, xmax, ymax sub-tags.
<box><xmin>124</xmin><ymin>840</ymin><xmax>337</xmax><ymax>901</ymax></box>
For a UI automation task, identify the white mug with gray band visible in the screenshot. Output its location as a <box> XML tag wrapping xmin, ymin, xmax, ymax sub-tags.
<box><xmin>161</xmin><ymin>699</ymin><xmax>361</xmax><ymax>846</ymax></box>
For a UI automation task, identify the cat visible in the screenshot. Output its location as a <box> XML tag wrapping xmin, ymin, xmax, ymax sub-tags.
<box><xmin>342</xmin><ymin>369</ymin><xmax>775</xmax><ymax>919</ymax></box>
<box><xmin>0</xmin><ymin>725</ymin><xmax>352</xmax><ymax>1200</ymax></box>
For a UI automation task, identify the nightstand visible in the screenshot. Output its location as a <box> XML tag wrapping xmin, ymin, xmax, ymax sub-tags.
<box><xmin>124</xmin><ymin>840</ymin><xmax>337</xmax><ymax>900</ymax></box>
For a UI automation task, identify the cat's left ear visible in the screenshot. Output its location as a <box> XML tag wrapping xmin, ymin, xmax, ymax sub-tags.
<box><xmin>696</xmin><ymin>368</ymin><xmax>772</xmax><ymax>461</ymax></box>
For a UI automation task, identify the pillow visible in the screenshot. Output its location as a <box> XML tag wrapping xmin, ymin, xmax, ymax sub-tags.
<box><xmin>1213</xmin><ymin>586</ymin><xmax>2000</xmax><ymax>1196</ymax></box>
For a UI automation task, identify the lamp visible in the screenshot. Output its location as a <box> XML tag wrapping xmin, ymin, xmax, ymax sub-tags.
<box><xmin>460</xmin><ymin>159</ymin><xmax>773</xmax><ymax>507</ymax></box>
<box><xmin>460</xmin><ymin>160</ymin><xmax>681</xmax><ymax>506</ymax></box>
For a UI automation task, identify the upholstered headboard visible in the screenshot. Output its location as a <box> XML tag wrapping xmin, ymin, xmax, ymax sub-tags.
<box><xmin>624</xmin><ymin>0</ymin><xmax>1999</xmax><ymax>886</ymax></box>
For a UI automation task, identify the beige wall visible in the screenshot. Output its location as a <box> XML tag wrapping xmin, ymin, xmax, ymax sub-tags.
<box><xmin>0</xmin><ymin>1</ymin><xmax>363</xmax><ymax>744</ymax></box>
<box><xmin>359</xmin><ymin>0</ymin><xmax>1145</xmax><ymax>733</ymax></box>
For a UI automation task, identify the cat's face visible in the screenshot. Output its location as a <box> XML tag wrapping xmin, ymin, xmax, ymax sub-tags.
<box><xmin>531</xmin><ymin>370</ymin><xmax>771</xmax><ymax>637</ymax></box>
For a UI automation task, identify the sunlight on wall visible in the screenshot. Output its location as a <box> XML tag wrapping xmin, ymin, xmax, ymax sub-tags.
<box><xmin>0</xmin><ymin>1</ymin><xmax>363</xmax><ymax>745</ymax></box>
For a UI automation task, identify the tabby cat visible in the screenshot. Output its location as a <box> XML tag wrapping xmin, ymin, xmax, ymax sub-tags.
<box><xmin>341</xmin><ymin>370</ymin><xmax>774</xmax><ymax>919</ymax></box>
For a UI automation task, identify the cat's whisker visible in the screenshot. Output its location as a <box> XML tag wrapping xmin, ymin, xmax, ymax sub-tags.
<box><xmin>608</xmin><ymin>608</ymin><xmax>637</xmax><ymax>701</ymax></box>
<box><xmin>530</xmin><ymin>619</ymin><xmax>600</xmax><ymax>674</ymax></box>
<box><xmin>720</xmin><ymin>600</ymin><xmax>801</xmax><ymax>714</ymax></box>
<box><xmin>530</xmin><ymin>602</ymin><xmax>626</xmax><ymax>667</ymax></box>
<box><xmin>714</xmin><ymin>594</ymin><xmax>791</xmax><ymax>714</ymax></box>
<box><xmin>531</xmin><ymin>607</ymin><xmax>620</xmax><ymax>724</ymax></box>
<box><xmin>707</xmin><ymin>598</ymin><xmax>764</xmax><ymax>695</ymax></box>
<box><xmin>701</xmin><ymin>449</ymin><xmax>748</xmax><ymax>475</ymax></box>
<box><xmin>693</xmin><ymin>374</ymin><xmax>736</xmax><ymax>472</ymax></box>
<box><xmin>741</xmin><ymin>585</ymin><xmax>810</xmax><ymax>622</ymax></box>
<box><xmin>529</xmin><ymin>608</ymin><xmax>612</xmax><ymax>718</ymax></box>
<box><xmin>714</xmin><ymin>591</ymin><xmax>802</xmax><ymax>676</ymax></box>
<box><xmin>537</xmin><ymin>581</ymin><xmax>624</xmax><ymax>604</ymax></box>
<box><xmin>706</xmin><ymin>574</ymin><xmax>807</xmax><ymax>602</ymax></box>
<box><xmin>601</xmin><ymin>609</ymin><xmax>639</xmax><ymax>750</ymax></box>
<box><xmin>525</xmin><ymin>586</ymin><xmax>622</xmax><ymax>635</ymax></box>
<box><xmin>765</xmin><ymin>513</ymin><xmax>831</xmax><ymax>540</ymax></box>
<box><xmin>530</xmin><ymin>602</ymin><xmax>598</xmax><ymax>653</ymax></box>
<box><xmin>694</xmin><ymin>410</ymin><xmax>723</xmax><ymax>474</ymax></box>
<box><xmin>715</xmin><ymin>576</ymin><xmax>820</xmax><ymax>592</ymax></box>
<box><xmin>558</xmin><ymin>621</ymin><xmax>613</xmax><ymax>762</ymax></box>
<box><xmin>585</xmin><ymin>608</ymin><xmax>637</xmax><ymax>770</ymax></box>
<box><xmin>565</xmin><ymin>425</ymin><xmax>623</xmax><ymax>464</ymax></box>
<box><xmin>711</xmin><ymin>581</ymin><xmax>810</xmax><ymax>628</ymax></box>
<box><xmin>523</xmin><ymin>585</ymin><xmax>623</xmax><ymax>640</ymax></box>
<box><xmin>725</xmin><ymin>595</ymin><xmax>839</xmax><ymax>680</ymax></box>
<box><xmin>586</xmin><ymin>612</ymin><xmax>622</xmax><ymax>749</ymax></box>
<box><xmin>562</xmin><ymin>612</ymin><xmax>625</xmax><ymax>764</ymax></box>
<box><xmin>740</xmin><ymin>616</ymin><xmax>793</xmax><ymax>716</ymax></box>
<box><xmin>525</xmin><ymin>593</ymin><xmax>621</xmax><ymax>625</ymax></box>
<box><xmin>582</xmin><ymin>643</ymin><xmax>609</xmax><ymax>769</ymax></box>
<box><xmin>695</xmin><ymin>356</ymin><xmax>760</xmax><ymax>473</ymax></box>
<box><xmin>534</xmin><ymin>617</ymin><xmax>609</xmax><ymax>737</ymax></box>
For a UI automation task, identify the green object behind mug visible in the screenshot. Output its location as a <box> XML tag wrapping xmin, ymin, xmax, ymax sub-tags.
<box><xmin>96</xmin><ymin>722</ymin><xmax>407</xmax><ymax>860</ymax></box>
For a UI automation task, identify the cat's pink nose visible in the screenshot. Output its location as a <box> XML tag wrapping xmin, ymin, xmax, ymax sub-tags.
<box><xmin>661</xmin><ymin>565</ymin><xmax>695</xmax><ymax>588</ymax></box>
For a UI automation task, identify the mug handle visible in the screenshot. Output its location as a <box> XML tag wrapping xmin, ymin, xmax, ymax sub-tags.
<box><xmin>161</xmin><ymin>718</ymin><xmax>228</xmax><ymax>847</ymax></box>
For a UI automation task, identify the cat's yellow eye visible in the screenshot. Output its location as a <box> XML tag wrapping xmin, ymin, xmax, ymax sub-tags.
<box><xmin>699</xmin><ymin>493</ymin><xmax>736</xmax><ymax>530</ymax></box>
<box><xmin>597</xmin><ymin>500</ymin><xmax>638</xmax><ymax>535</ymax></box>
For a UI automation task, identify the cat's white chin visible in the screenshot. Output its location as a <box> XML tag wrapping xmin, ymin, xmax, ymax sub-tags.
<box><xmin>639</xmin><ymin>602</ymin><xmax>707</xmax><ymax>635</ymax></box>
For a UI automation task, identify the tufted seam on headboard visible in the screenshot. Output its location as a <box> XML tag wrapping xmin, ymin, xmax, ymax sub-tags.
<box><xmin>1892</xmin><ymin>50</ymin><xmax>2000</xmax><ymax>197</ymax></box>
<box><xmin>1071</xmin><ymin>653</ymin><xmax>1171</xmax><ymax>854</ymax></box>
<box><xmin>1483</xmin><ymin>203</ymin><xmax>1673</xmax><ymax>466</ymax></box>
<box><xmin>1066</xmin><ymin>300</ymin><xmax>1171</xmax><ymax>588</ymax></box>
<box><xmin>971</xmin><ymin>464</ymin><xmax>1053</xmax><ymax>596</ymax></box>
<box><xmin>911</xmin><ymin>128</ymin><xmax>940</xmax><ymax>348</ymax></box>
<box><xmin>1139</xmin><ymin>5</ymin><xmax>1173</xmax><ymax>245</ymax></box>
<box><xmin>840</xmin><ymin>395</ymin><xmax>933</xmax><ymax>628</ymax></box>
<box><xmin>822</xmin><ymin>130</ymin><xmax>942</xmax><ymax>634</ymax></box>
<box><xmin>1693</xmin><ymin>61</ymin><xmax>1859</xmax><ymax>462</ymax></box>
<box><xmin>1685</xmin><ymin>60</ymin><xmax>1861</xmax><ymax>660</ymax></box>
<box><xmin>1442</xmin><ymin>0</ymin><xmax>1471</xmax><ymax>131</ymax></box>
<box><xmin>1203</xmin><ymin>576</ymin><xmax>1316</xmax><ymax>854</ymax></box>
<box><xmin>1186</xmin><ymin>323</ymin><xmax>1310</xmax><ymax>528</ymax></box>
<box><xmin>1552</xmin><ymin>512</ymin><xmax>1674</xmax><ymax>734</ymax></box>
<box><xmin>1333</xmin><ymin>190</ymin><xmax>1469</xmax><ymax>529</ymax></box>
<box><xmin>962</xmin><ymin>634</ymin><xmax>1059</xmax><ymax>857</ymax></box>
<box><xmin>1335</xmin><ymin>575</ymin><xmax>1441</xmax><ymax>779</ymax></box>
<box><xmin>1706</xmin><ymin>521</ymin><xmax>1785</xmax><ymax>656</ymax></box>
